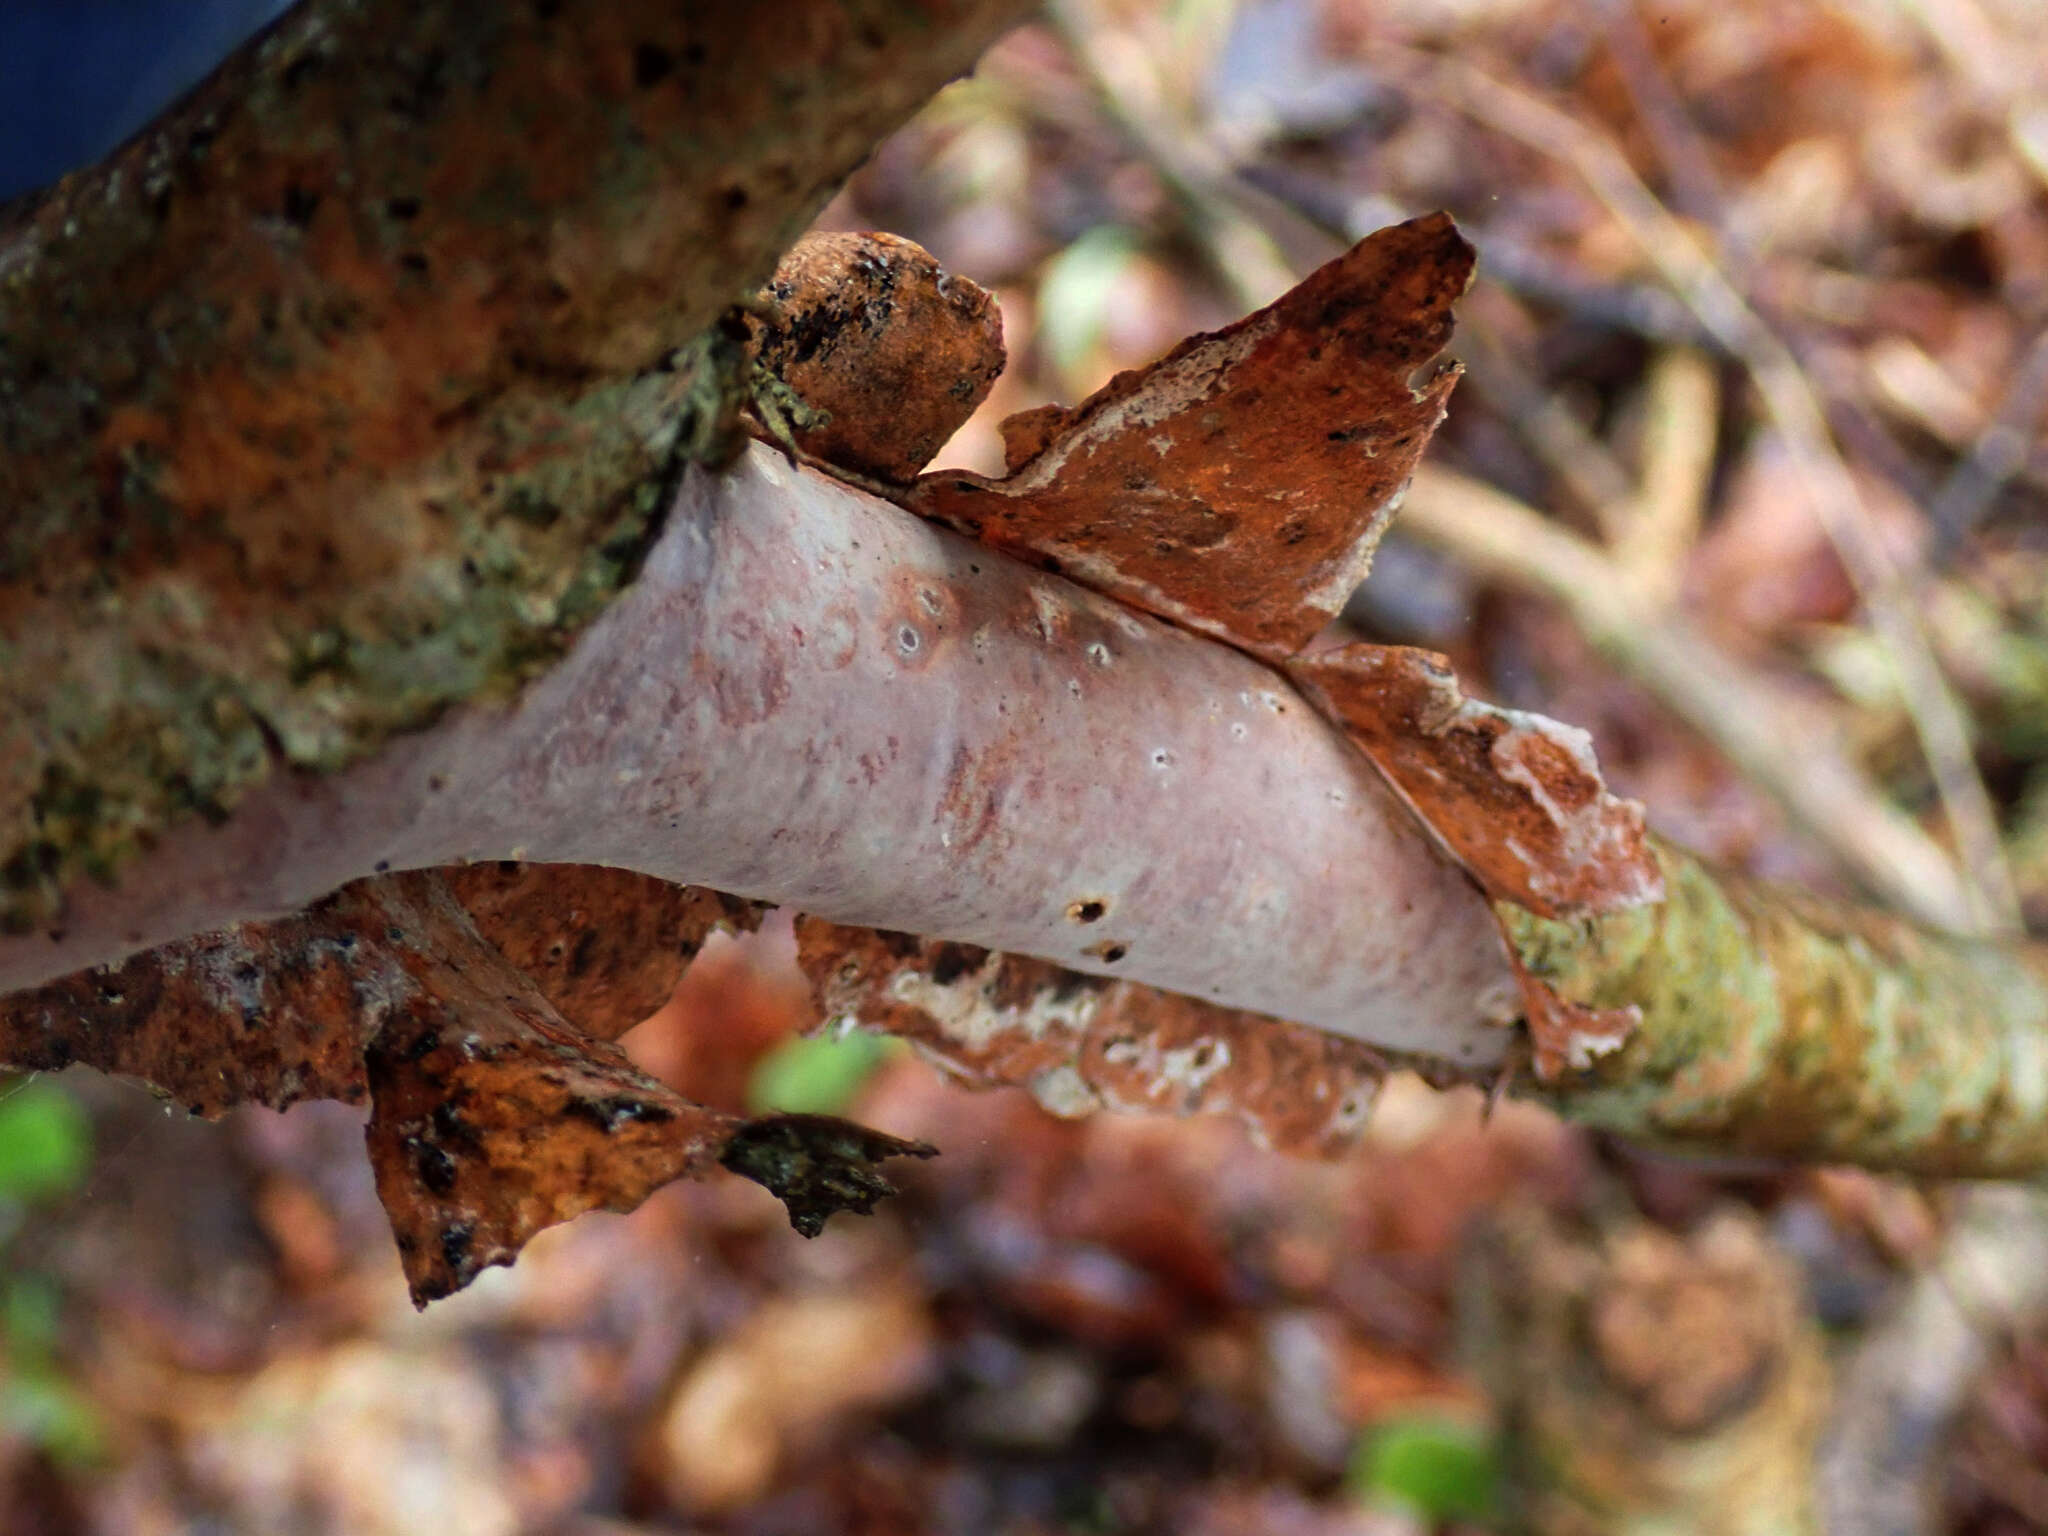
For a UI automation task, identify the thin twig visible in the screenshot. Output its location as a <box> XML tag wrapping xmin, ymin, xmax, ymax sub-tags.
<box><xmin>1409</xmin><ymin>50</ymin><xmax>2019</xmax><ymax>935</ymax></box>
<box><xmin>1401</xmin><ymin>463</ymin><xmax>1980</xmax><ymax>932</ymax></box>
<box><xmin>1929</xmin><ymin>326</ymin><xmax>2048</xmax><ymax>565</ymax></box>
<box><xmin>1612</xmin><ymin>345</ymin><xmax>1718</xmax><ymax>608</ymax></box>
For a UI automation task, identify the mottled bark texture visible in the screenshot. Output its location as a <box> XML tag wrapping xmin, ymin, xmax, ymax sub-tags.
<box><xmin>0</xmin><ymin>0</ymin><xmax>1037</xmax><ymax>934</ymax></box>
<box><xmin>1523</xmin><ymin>839</ymin><xmax>2048</xmax><ymax>1178</ymax></box>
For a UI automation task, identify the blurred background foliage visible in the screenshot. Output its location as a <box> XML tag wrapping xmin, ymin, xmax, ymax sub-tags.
<box><xmin>7</xmin><ymin>0</ymin><xmax>2048</xmax><ymax>1530</ymax></box>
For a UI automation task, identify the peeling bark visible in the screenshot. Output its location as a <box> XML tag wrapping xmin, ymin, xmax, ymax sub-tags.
<box><xmin>909</xmin><ymin>214</ymin><xmax>1473</xmax><ymax>660</ymax></box>
<box><xmin>796</xmin><ymin>918</ymin><xmax>1468</xmax><ymax>1157</ymax></box>
<box><xmin>3</xmin><ymin>448</ymin><xmax>1521</xmax><ymax>1067</ymax></box>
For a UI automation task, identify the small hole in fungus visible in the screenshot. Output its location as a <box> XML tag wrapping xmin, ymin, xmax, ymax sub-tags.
<box><xmin>897</xmin><ymin>625</ymin><xmax>921</xmax><ymax>655</ymax></box>
<box><xmin>1067</xmin><ymin>899</ymin><xmax>1107</xmax><ymax>924</ymax></box>
<box><xmin>1101</xmin><ymin>945</ymin><xmax>1126</xmax><ymax>963</ymax></box>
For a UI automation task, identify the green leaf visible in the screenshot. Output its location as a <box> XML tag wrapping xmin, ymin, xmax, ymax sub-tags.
<box><xmin>745</xmin><ymin>1029</ymin><xmax>896</xmax><ymax>1117</ymax></box>
<box><xmin>1348</xmin><ymin>1415</ymin><xmax>1499</xmax><ymax>1524</ymax></box>
<box><xmin>1038</xmin><ymin>226</ymin><xmax>1140</xmax><ymax>395</ymax></box>
<box><xmin>2</xmin><ymin>1367</ymin><xmax>105</xmax><ymax>1466</ymax></box>
<box><xmin>0</xmin><ymin>1080</ymin><xmax>92</xmax><ymax>1203</ymax></box>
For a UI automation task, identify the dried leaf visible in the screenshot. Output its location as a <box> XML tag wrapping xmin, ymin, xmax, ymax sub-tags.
<box><xmin>754</xmin><ymin>231</ymin><xmax>1006</xmax><ymax>483</ymax></box>
<box><xmin>796</xmin><ymin>919</ymin><xmax>1466</xmax><ymax>1157</ymax></box>
<box><xmin>1288</xmin><ymin>644</ymin><xmax>1663</xmax><ymax>918</ymax></box>
<box><xmin>908</xmin><ymin>214</ymin><xmax>1474</xmax><ymax>659</ymax></box>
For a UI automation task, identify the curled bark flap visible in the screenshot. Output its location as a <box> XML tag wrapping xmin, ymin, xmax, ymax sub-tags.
<box><xmin>353</xmin><ymin>873</ymin><xmax>740</xmax><ymax>1306</ymax></box>
<box><xmin>1288</xmin><ymin>643</ymin><xmax>1663</xmax><ymax>919</ymax></box>
<box><xmin>442</xmin><ymin>863</ymin><xmax>765</xmax><ymax>1040</ymax></box>
<box><xmin>907</xmin><ymin>214</ymin><xmax>1473</xmax><ymax>660</ymax></box>
<box><xmin>0</xmin><ymin>866</ymin><xmax>906</xmax><ymax>1305</ymax></box>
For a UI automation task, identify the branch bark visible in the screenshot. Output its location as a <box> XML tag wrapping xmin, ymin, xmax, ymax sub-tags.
<box><xmin>1</xmin><ymin>0</ymin><xmax>1037</xmax><ymax>933</ymax></box>
<box><xmin>7</xmin><ymin>0</ymin><xmax>2048</xmax><ymax>1207</ymax></box>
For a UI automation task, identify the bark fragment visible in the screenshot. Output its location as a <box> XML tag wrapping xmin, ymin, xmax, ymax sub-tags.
<box><xmin>0</xmin><ymin>866</ymin><xmax>913</xmax><ymax>1305</ymax></box>
<box><xmin>442</xmin><ymin>863</ymin><xmax>765</xmax><ymax>1040</ymax></box>
<box><xmin>718</xmin><ymin>1114</ymin><xmax>939</xmax><ymax>1238</ymax></box>
<box><xmin>350</xmin><ymin>873</ymin><xmax>740</xmax><ymax>1305</ymax></box>
<box><xmin>1287</xmin><ymin>644</ymin><xmax>1663</xmax><ymax>919</ymax></box>
<box><xmin>797</xmin><ymin>918</ymin><xmax>1468</xmax><ymax>1157</ymax></box>
<box><xmin>907</xmin><ymin>214</ymin><xmax>1474</xmax><ymax>660</ymax></box>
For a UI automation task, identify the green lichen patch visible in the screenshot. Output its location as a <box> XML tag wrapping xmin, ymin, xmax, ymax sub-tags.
<box><xmin>1518</xmin><ymin>838</ymin><xmax>2048</xmax><ymax>1176</ymax></box>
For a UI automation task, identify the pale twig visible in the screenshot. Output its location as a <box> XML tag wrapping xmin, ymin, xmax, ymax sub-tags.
<box><xmin>1410</xmin><ymin>52</ymin><xmax>2019</xmax><ymax>936</ymax></box>
<box><xmin>1401</xmin><ymin>463</ymin><xmax>1980</xmax><ymax>932</ymax></box>
<box><xmin>1455</xmin><ymin>299</ymin><xmax>1638</xmax><ymax>525</ymax></box>
<box><xmin>1043</xmin><ymin>0</ymin><xmax>1298</xmax><ymax>313</ymax></box>
<box><xmin>1929</xmin><ymin>326</ymin><xmax>2048</xmax><ymax>565</ymax></box>
<box><xmin>1612</xmin><ymin>345</ymin><xmax>1718</xmax><ymax>609</ymax></box>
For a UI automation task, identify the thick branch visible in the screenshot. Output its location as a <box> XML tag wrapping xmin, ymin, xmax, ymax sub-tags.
<box><xmin>1</xmin><ymin>0</ymin><xmax>1036</xmax><ymax>932</ymax></box>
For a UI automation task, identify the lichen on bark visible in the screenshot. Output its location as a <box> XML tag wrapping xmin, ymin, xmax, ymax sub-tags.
<box><xmin>1522</xmin><ymin>839</ymin><xmax>2048</xmax><ymax>1176</ymax></box>
<box><xmin>0</xmin><ymin>0</ymin><xmax>1038</xmax><ymax>934</ymax></box>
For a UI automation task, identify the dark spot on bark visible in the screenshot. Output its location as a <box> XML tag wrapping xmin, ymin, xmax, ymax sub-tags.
<box><xmin>281</xmin><ymin>52</ymin><xmax>324</xmax><ymax>93</ymax></box>
<box><xmin>722</xmin><ymin>185</ymin><xmax>749</xmax><ymax>211</ymax></box>
<box><xmin>929</xmin><ymin>944</ymin><xmax>978</xmax><ymax>986</ymax></box>
<box><xmin>412</xmin><ymin>1138</ymin><xmax>457</xmax><ymax>1194</ymax></box>
<box><xmin>440</xmin><ymin>1220</ymin><xmax>474</xmax><ymax>1274</ymax></box>
<box><xmin>563</xmin><ymin>1096</ymin><xmax>676</xmax><ymax>1132</ymax></box>
<box><xmin>399</xmin><ymin>252</ymin><xmax>429</xmax><ymax>274</ymax></box>
<box><xmin>386</xmin><ymin>195</ymin><xmax>422</xmax><ymax>221</ymax></box>
<box><xmin>431</xmin><ymin>1101</ymin><xmax>478</xmax><ymax>1148</ymax></box>
<box><xmin>682</xmin><ymin>41</ymin><xmax>706</xmax><ymax>66</ymax></box>
<box><xmin>569</xmin><ymin>927</ymin><xmax>600</xmax><ymax>976</ymax></box>
<box><xmin>632</xmin><ymin>42</ymin><xmax>674</xmax><ymax>86</ymax></box>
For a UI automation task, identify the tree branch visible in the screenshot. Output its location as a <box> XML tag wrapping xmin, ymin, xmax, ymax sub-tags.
<box><xmin>1</xmin><ymin>0</ymin><xmax>1037</xmax><ymax>933</ymax></box>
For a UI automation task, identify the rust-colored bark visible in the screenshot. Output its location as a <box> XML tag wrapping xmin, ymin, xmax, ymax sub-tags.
<box><xmin>908</xmin><ymin>214</ymin><xmax>1472</xmax><ymax>660</ymax></box>
<box><xmin>0</xmin><ymin>867</ymin><xmax>926</xmax><ymax>1304</ymax></box>
<box><xmin>796</xmin><ymin>918</ymin><xmax>1469</xmax><ymax>1157</ymax></box>
<box><xmin>1</xmin><ymin>0</ymin><xmax>1036</xmax><ymax>934</ymax></box>
<box><xmin>442</xmin><ymin>862</ymin><xmax>764</xmax><ymax>1039</ymax></box>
